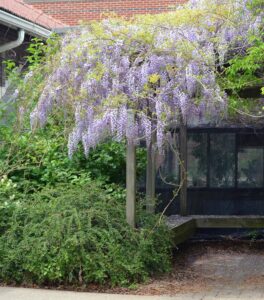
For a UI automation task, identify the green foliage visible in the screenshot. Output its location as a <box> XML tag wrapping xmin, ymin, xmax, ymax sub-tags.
<box><xmin>0</xmin><ymin>121</ymin><xmax>146</xmax><ymax>194</ymax></box>
<box><xmin>1</xmin><ymin>126</ymin><xmax>88</xmax><ymax>194</ymax></box>
<box><xmin>247</xmin><ymin>0</ymin><xmax>264</xmax><ymax>14</ymax></box>
<box><xmin>0</xmin><ymin>122</ymin><xmax>158</xmax><ymax>288</ymax></box>
<box><xmin>25</xmin><ymin>35</ymin><xmax>60</xmax><ymax>71</ymax></box>
<box><xmin>225</xmin><ymin>36</ymin><xmax>264</xmax><ymax>92</ymax></box>
<box><xmin>221</xmin><ymin>2</ymin><xmax>264</xmax><ymax>116</ymax></box>
<box><xmin>223</xmin><ymin>33</ymin><xmax>264</xmax><ymax>116</ymax></box>
<box><xmin>86</xmin><ymin>141</ymin><xmax>146</xmax><ymax>184</ymax></box>
<box><xmin>0</xmin><ymin>183</ymin><xmax>172</xmax><ymax>286</ymax></box>
<box><xmin>26</xmin><ymin>38</ymin><xmax>46</xmax><ymax>68</ymax></box>
<box><xmin>0</xmin><ymin>175</ymin><xmax>21</xmax><ymax>235</ymax></box>
<box><xmin>3</xmin><ymin>60</ymin><xmax>17</xmax><ymax>75</ymax></box>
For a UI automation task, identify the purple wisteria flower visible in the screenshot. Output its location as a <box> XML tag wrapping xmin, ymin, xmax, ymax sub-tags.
<box><xmin>28</xmin><ymin>0</ymin><xmax>261</xmax><ymax>156</ymax></box>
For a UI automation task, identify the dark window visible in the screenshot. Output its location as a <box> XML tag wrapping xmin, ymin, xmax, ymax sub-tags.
<box><xmin>156</xmin><ymin>133</ymin><xmax>179</xmax><ymax>188</ymax></box>
<box><xmin>155</xmin><ymin>131</ymin><xmax>264</xmax><ymax>191</ymax></box>
<box><xmin>238</xmin><ymin>148</ymin><xmax>264</xmax><ymax>188</ymax></box>
<box><xmin>187</xmin><ymin>133</ymin><xmax>207</xmax><ymax>187</ymax></box>
<box><xmin>209</xmin><ymin>133</ymin><xmax>235</xmax><ymax>187</ymax></box>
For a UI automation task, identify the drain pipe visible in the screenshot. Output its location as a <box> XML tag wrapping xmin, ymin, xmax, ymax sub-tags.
<box><xmin>0</xmin><ymin>29</ymin><xmax>25</xmax><ymax>53</ymax></box>
<box><xmin>0</xmin><ymin>29</ymin><xmax>25</xmax><ymax>98</ymax></box>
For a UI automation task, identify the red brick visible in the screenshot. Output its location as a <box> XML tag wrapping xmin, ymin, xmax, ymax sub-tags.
<box><xmin>25</xmin><ymin>0</ymin><xmax>188</xmax><ymax>26</ymax></box>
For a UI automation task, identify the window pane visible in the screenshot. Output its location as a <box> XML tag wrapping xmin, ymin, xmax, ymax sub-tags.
<box><xmin>156</xmin><ymin>133</ymin><xmax>179</xmax><ymax>188</ymax></box>
<box><xmin>238</xmin><ymin>148</ymin><xmax>263</xmax><ymax>188</ymax></box>
<box><xmin>187</xmin><ymin>133</ymin><xmax>207</xmax><ymax>187</ymax></box>
<box><xmin>210</xmin><ymin>134</ymin><xmax>235</xmax><ymax>187</ymax></box>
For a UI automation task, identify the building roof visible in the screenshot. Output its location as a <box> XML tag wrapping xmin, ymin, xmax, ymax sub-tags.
<box><xmin>0</xmin><ymin>0</ymin><xmax>66</xmax><ymax>30</ymax></box>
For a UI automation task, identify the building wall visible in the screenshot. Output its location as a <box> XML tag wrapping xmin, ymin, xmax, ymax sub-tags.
<box><xmin>25</xmin><ymin>0</ymin><xmax>187</xmax><ymax>26</ymax></box>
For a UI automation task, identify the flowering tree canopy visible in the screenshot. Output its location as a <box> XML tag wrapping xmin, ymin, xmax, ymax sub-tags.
<box><xmin>29</xmin><ymin>0</ymin><xmax>263</xmax><ymax>157</ymax></box>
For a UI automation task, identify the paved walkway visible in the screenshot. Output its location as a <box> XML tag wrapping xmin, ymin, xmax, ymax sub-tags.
<box><xmin>1</xmin><ymin>287</ymin><xmax>264</xmax><ymax>300</ymax></box>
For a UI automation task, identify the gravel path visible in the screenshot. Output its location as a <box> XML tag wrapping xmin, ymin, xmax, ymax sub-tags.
<box><xmin>132</xmin><ymin>241</ymin><xmax>264</xmax><ymax>297</ymax></box>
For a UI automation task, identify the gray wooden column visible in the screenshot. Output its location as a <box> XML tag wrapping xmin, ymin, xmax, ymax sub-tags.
<box><xmin>179</xmin><ymin>123</ymin><xmax>187</xmax><ymax>216</ymax></box>
<box><xmin>126</xmin><ymin>111</ymin><xmax>136</xmax><ymax>227</ymax></box>
<box><xmin>146</xmin><ymin>137</ymin><xmax>156</xmax><ymax>213</ymax></box>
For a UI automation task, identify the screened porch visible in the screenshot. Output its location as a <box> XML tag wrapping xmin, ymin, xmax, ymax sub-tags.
<box><xmin>156</xmin><ymin>128</ymin><xmax>264</xmax><ymax>216</ymax></box>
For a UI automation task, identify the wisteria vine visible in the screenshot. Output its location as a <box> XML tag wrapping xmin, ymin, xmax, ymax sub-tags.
<box><xmin>29</xmin><ymin>0</ymin><xmax>262</xmax><ymax>157</ymax></box>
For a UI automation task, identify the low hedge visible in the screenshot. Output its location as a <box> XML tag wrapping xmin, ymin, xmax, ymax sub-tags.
<box><xmin>0</xmin><ymin>181</ymin><xmax>172</xmax><ymax>287</ymax></box>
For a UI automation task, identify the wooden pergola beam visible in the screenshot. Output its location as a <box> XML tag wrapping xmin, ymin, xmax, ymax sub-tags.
<box><xmin>146</xmin><ymin>138</ymin><xmax>156</xmax><ymax>214</ymax></box>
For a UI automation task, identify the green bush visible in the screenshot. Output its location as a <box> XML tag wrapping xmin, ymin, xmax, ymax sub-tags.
<box><xmin>0</xmin><ymin>125</ymin><xmax>90</xmax><ymax>194</ymax></box>
<box><xmin>0</xmin><ymin>182</ymin><xmax>172</xmax><ymax>286</ymax></box>
<box><xmin>0</xmin><ymin>123</ymin><xmax>146</xmax><ymax>193</ymax></box>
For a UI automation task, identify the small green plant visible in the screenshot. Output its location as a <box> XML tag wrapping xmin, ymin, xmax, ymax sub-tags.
<box><xmin>26</xmin><ymin>37</ymin><xmax>46</xmax><ymax>68</ymax></box>
<box><xmin>247</xmin><ymin>229</ymin><xmax>263</xmax><ymax>244</ymax></box>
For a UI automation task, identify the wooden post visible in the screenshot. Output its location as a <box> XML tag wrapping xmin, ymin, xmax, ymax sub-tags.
<box><xmin>146</xmin><ymin>136</ymin><xmax>156</xmax><ymax>213</ymax></box>
<box><xmin>179</xmin><ymin>123</ymin><xmax>187</xmax><ymax>216</ymax></box>
<box><xmin>126</xmin><ymin>110</ymin><xmax>136</xmax><ymax>227</ymax></box>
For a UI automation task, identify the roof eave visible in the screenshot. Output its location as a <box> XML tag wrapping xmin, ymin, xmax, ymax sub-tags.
<box><xmin>53</xmin><ymin>26</ymin><xmax>78</xmax><ymax>35</ymax></box>
<box><xmin>0</xmin><ymin>9</ymin><xmax>52</xmax><ymax>39</ymax></box>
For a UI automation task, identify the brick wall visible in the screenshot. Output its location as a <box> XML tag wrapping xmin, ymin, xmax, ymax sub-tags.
<box><xmin>25</xmin><ymin>0</ymin><xmax>187</xmax><ymax>26</ymax></box>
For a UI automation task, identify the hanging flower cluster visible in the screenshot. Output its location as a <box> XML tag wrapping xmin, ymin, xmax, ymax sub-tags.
<box><xmin>29</xmin><ymin>0</ymin><xmax>262</xmax><ymax>157</ymax></box>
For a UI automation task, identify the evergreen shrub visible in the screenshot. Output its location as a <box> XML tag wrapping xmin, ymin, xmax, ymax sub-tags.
<box><xmin>0</xmin><ymin>182</ymin><xmax>172</xmax><ymax>287</ymax></box>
